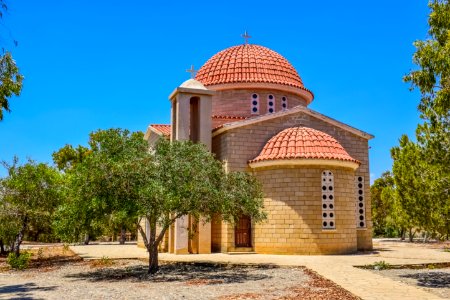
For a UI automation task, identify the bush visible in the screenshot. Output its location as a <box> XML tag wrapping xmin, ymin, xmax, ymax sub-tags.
<box><xmin>373</xmin><ymin>260</ymin><xmax>391</xmax><ymax>270</ymax></box>
<box><xmin>6</xmin><ymin>252</ymin><xmax>32</xmax><ymax>270</ymax></box>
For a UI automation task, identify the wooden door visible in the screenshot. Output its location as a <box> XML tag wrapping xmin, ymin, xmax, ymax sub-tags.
<box><xmin>235</xmin><ymin>215</ymin><xmax>252</xmax><ymax>247</ymax></box>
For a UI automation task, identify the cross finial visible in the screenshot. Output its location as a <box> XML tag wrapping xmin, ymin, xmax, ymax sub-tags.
<box><xmin>186</xmin><ymin>65</ymin><xmax>197</xmax><ymax>79</ymax></box>
<box><xmin>241</xmin><ymin>30</ymin><xmax>251</xmax><ymax>45</ymax></box>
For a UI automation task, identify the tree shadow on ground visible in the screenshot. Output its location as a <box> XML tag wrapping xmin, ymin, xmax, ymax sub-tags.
<box><xmin>401</xmin><ymin>272</ymin><xmax>450</xmax><ymax>288</ymax></box>
<box><xmin>65</xmin><ymin>262</ymin><xmax>276</xmax><ymax>284</ymax></box>
<box><xmin>0</xmin><ymin>283</ymin><xmax>57</xmax><ymax>300</ymax></box>
<box><xmin>29</xmin><ymin>255</ymin><xmax>82</xmax><ymax>270</ymax></box>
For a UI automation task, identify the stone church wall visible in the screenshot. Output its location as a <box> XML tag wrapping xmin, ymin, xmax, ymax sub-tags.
<box><xmin>253</xmin><ymin>166</ymin><xmax>357</xmax><ymax>254</ymax></box>
<box><xmin>212</xmin><ymin>110</ymin><xmax>373</xmax><ymax>252</ymax></box>
<box><xmin>211</xmin><ymin>89</ymin><xmax>307</xmax><ymax>117</ymax></box>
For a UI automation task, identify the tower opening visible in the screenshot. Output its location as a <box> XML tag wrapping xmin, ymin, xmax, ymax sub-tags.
<box><xmin>189</xmin><ymin>97</ymin><xmax>200</xmax><ymax>142</ymax></box>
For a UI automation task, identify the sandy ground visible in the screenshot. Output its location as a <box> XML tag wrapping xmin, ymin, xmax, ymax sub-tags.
<box><xmin>0</xmin><ymin>247</ymin><xmax>358</xmax><ymax>300</ymax></box>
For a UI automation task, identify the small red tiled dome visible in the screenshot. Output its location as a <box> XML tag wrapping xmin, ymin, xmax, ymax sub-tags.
<box><xmin>195</xmin><ymin>44</ymin><xmax>308</xmax><ymax>90</ymax></box>
<box><xmin>250</xmin><ymin>127</ymin><xmax>359</xmax><ymax>164</ymax></box>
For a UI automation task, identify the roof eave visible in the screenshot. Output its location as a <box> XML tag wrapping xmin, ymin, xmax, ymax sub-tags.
<box><xmin>249</xmin><ymin>158</ymin><xmax>360</xmax><ymax>170</ymax></box>
<box><xmin>212</xmin><ymin>105</ymin><xmax>374</xmax><ymax>140</ymax></box>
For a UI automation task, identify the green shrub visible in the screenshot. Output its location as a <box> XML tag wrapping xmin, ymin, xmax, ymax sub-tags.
<box><xmin>373</xmin><ymin>260</ymin><xmax>390</xmax><ymax>270</ymax></box>
<box><xmin>6</xmin><ymin>252</ymin><xmax>32</xmax><ymax>270</ymax></box>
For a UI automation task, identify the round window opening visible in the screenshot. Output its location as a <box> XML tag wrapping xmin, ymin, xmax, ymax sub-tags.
<box><xmin>252</xmin><ymin>94</ymin><xmax>258</xmax><ymax>99</ymax></box>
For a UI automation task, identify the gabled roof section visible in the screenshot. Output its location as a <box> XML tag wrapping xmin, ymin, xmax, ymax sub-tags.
<box><xmin>144</xmin><ymin>124</ymin><xmax>171</xmax><ymax>140</ymax></box>
<box><xmin>212</xmin><ymin>105</ymin><xmax>374</xmax><ymax>140</ymax></box>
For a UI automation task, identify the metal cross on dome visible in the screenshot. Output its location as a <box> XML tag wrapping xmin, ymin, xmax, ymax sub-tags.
<box><xmin>186</xmin><ymin>65</ymin><xmax>197</xmax><ymax>78</ymax></box>
<box><xmin>241</xmin><ymin>30</ymin><xmax>251</xmax><ymax>45</ymax></box>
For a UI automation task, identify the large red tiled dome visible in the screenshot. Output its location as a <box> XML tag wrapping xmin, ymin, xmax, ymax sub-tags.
<box><xmin>250</xmin><ymin>127</ymin><xmax>359</xmax><ymax>164</ymax></box>
<box><xmin>195</xmin><ymin>44</ymin><xmax>307</xmax><ymax>90</ymax></box>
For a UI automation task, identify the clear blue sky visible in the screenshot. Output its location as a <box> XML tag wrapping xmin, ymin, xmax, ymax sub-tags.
<box><xmin>0</xmin><ymin>1</ymin><xmax>429</xmax><ymax>182</ymax></box>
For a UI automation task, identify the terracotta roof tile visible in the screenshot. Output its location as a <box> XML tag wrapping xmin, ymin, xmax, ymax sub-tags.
<box><xmin>195</xmin><ymin>44</ymin><xmax>309</xmax><ymax>90</ymax></box>
<box><xmin>150</xmin><ymin>124</ymin><xmax>171</xmax><ymax>137</ymax></box>
<box><xmin>212</xmin><ymin>115</ymin><xmax>248</xmax><ymax>120</ymax></box>
<box><xmin>250</xmin><ymin>127</ymin><xmax>359</xmax><ymax>164</ymax></box>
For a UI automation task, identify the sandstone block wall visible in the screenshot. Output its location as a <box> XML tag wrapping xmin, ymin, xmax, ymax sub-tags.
<box><xmin>253</xmin><ymin>166</ymin><xmax>357</xmax><ymax>254</ymax></box>
<box><xmin>212</xmin><ymin>110</ymin><xmax>373</xmax><ymax>252</ymax></box>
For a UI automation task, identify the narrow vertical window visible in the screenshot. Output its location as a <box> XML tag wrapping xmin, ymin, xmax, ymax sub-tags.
<box><xmin>281</xmin><ymin>96</ymin><xmax>288</xmax><ymax>111</ymax></box>
<box><xmin>322</xmin><ymin>170</ymin><xmax>335</xmax><ymax>230</ymax></box>
<box><xmin>356</xmin><ymin>176</ymin><xmax>366</xmax><ymax>228</ymax></box>
<box><xmin>189</xmin><ymin>97</ymin><xmax>199</xmax><ymax>142</ymax></box>
<box><xmin>267</xmin><ymin>94</ymin><xmax>275</xmax><ymax>113</ymax></box>
<box><xmin>251</xmin><ymin>93</ymin><xmax>259</xmax><ymax>114</ymax></box>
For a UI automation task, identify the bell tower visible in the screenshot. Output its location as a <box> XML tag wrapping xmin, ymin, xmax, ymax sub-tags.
<box><xmin>169</xmin><ymin>78</ymin><xmax>214</xmax><ymax>150</ymax></box>
<box><xmin>168</xmin><ymin>78</ymin><xmax>215</xmax><ymax>255</ymax></box>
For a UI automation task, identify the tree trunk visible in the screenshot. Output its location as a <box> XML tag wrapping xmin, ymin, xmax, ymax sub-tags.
<box><xmin>13</xmin><ymin>216</ymin><xmax>28</xmax><ymax>256</ymax></box>
<box><xmin>84</xmin><ymin>233</ymin><xmax>90</xmax><ymax>245</ymax></box>
<box><xmin>148</xmin><ymin>222</ymin><xmax>158</xmax><ymax>274</ymax></box>
<box><xmin>423</xmin><ymin>231</ymin><xmax>428</xmax><ymax>243</ymax></box>
<box><xmin>119</xmin><ymin>227</ymin><xmax>126</xmax><ymax>245</ymax></box>
<box><xmin>148</xmin><ymin>242</ymin><xmax>159</xmax><ymax>274</ymax></box>
<box><xmin>409</xmin><ymin>228</ymin><xmax>415</xmax><ymax>242</ymax></box>
<box><xmin>400</xmin><ymin>228</ymin><xmax>405</xmax><ymax>241</ymax></box>
<box><xmin>0</xmin><ymin>239</ymin><xmax>5</xmax><ymax>255</ymax></box>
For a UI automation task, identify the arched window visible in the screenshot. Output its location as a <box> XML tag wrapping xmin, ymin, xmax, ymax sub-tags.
<box><xmin>322</xmin><ymin>170</ymin><xmax>335</xmax><ymax>229</ymax></box>
<box><xmin>251</xmin><ymin>93</ymin><xmax>259</xmax><ymax>114</ymax></box>
<box><xmin>356</xmin><ymin>176</ymin><xmax>366</xmax><ymax>228</ymax></box>
<box><xmin>281</xmin><ymin>96</ymin><xmax>288</xmax><ymax>111</ymax></box>
<box><xmin>267</xmin><ymin>94</ymin><xmax>275</xmax><ymax>113</ymax></box>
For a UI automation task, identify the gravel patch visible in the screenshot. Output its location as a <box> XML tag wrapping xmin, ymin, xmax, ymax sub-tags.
<box><xmin>0</xmin><ymin>259</ymin><xmax>358</xmax><ymax>299</ymax></box>
<box><xmin>367</xmin><ymin>267</ymin><xmax>450</xmax><ymax>299</ymax></box>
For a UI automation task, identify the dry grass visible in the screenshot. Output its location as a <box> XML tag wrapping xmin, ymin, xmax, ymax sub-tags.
<box><xmin>0</xmin><ymin>245</ymin><xmax>82</xmax><ymax>272</ymax></box>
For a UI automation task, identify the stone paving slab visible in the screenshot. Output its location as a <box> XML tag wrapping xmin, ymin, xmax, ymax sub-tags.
<box><xmin>70</xmin><ymin>240</ymin><xmax>450</xmax><ymax>300</ymax></box>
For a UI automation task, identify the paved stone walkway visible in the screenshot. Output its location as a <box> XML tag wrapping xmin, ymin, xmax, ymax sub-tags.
<box><xmin>71</xmin><ymin>240</ymin><xmax>450</xmax><ymax>300</ymax></box>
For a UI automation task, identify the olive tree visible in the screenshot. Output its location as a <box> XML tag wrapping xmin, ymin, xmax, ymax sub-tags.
<box><xmin>0</xmin><ymin>158</ymin><xmax>62</xmax><ymax>255</ymax></box>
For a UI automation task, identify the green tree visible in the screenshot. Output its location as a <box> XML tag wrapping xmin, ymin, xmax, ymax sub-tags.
<box><xmin>397</xmin><ymin>0</ymin><xmax>450</xmax><ymax>239</ymax></box>
<box><xmin>53</xmin><ymin>129</ymin><xmax>145</xmax><ymax>244</ymax></box>
<box><xmin>371</xmin><ymin>171</ymin><xmax>396</xmax><ymax>237</ymax></box>
<box><xmin>52</xmin><ymin>144</ymin><xmax>90</xmax><ymax>171</ymax></box>
<box><xmin>55</xmin><ymin>128</ymin><xmax>266</xmax><ymax>274</ymax></box>
<box><xmin>0</xmin><ymin>158</ymin><xmax>62</xmax><ymax>255</ymax></box>
<box><xmin>0</xmin><ymin>2</ymin><xmax>23</xmax><ymax>121</ymax></box>
<box><xmin>134</xmin><ymin>139</ymin><xmax>266</xmax><ymax>274</ymax></box>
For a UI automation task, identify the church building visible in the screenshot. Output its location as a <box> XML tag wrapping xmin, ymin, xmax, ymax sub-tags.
<box><xmin>138</xmin><ymin>36</ymin><xmax>373</xmax><ymax>255</ymax></box>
